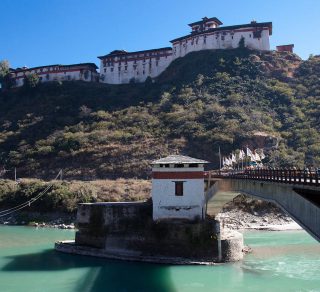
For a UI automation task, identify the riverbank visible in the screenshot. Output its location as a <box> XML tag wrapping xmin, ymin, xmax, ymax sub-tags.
<box><xmin>0</xmin><ymin>195</ymin><xmax>302</xmax><ymax>231</ymax></box>
<box><xmin>219</xmin><ymin>194</ymin><xmax>302</xmax><ymax>231</ymax></box>
<box><xmin>0</xmin><ymin>179</ymin><xmax>302</xmax><ymax>231</ymax></box>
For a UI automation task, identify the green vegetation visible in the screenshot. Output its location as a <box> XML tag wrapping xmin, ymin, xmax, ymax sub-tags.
<box><xmin>0</xmin><ymin>60</ymin><xmax>11</xmax><ymax>90</ymax></box>
<box><xmin>0</xmin><ymin>179</ymin><xmax>150</xmax><ymax>213</ymax></box>
<box><xmin>0</xmin><ymin>49</ymin><xmax>319</xmax><ymax>180</ymax></box>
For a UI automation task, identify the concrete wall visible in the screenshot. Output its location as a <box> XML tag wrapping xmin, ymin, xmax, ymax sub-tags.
<box><xmin>206</xmin><ymin>179</ymin><xmax>320</xmax><ymax>241</ymax></box>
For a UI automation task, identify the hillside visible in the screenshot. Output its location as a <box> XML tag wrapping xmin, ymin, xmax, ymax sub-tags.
<box><xmin>0</xmin><ymin>48</ymin><xmax>319</xmax><ymax>180</ymax></box>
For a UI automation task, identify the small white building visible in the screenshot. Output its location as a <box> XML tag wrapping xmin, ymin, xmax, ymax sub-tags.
<box><xmin>10</xmin><ymin>63</ymin><xmax>99</xmax><ymax>87</ymax></box>
<box><xmin>151</xmin><ymin>155</ymin><xmax>209</xmax><ymax>221</ymax></box>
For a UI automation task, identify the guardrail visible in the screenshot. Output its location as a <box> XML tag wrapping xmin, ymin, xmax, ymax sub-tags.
<box><xmin>206</xmin><ymin>169</ymin><xmax>320</xmax><ymax>187</ymax></box>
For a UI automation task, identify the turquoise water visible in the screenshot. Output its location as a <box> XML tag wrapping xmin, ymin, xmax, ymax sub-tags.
<box><xmin>0</xmin><ymin>226</ymin><xmax>320</xmax><ymax>292</ymax></box>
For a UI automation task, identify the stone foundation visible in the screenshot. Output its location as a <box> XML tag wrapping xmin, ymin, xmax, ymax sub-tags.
<box><xmin>56</xmin><ymin>201</ymin><xmax>244</xmax><ymax>264</ymax></box>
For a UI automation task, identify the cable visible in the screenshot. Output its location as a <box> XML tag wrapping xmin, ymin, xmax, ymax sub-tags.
<box><xmin>0</xmin><ymin>170</ymin><xmax>61</xmax><ymax>214</ymax></box>
<box><xmin>0</xmin><ymin>170</ymin><xmax>62</xmax><ymax>218</ymax></box>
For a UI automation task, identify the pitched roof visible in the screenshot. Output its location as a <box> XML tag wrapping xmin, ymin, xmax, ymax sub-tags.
<box><xmin>98</xmin><ymin>47</ymin><xmax>172</xmax><ymax>59</ymax></box>
<box><xmin>188</xmin><ymin>17</ymin><xmax>223</xmax><ymax>27</ymax></box>
<box><xmin>171</xmin><ymin>21</ymin><xmax>272</xmax><ymax>43</ymax></box>
<box><xmin>13</xmin><ymin>63</ymin><xmax>98</xmax><ymax>73</ymax></box>
<box><xmin>152</xmin><ymin>155</ymin><xmax>209</xmax><ymax>164</ymax></box>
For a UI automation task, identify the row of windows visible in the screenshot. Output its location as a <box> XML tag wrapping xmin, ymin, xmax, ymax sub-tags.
<box><xmin>112</xmin><ymin>51</ymin><xmax>170</xmax><ymax>61</ymax></box>
<box><xmin>103</xmin><ymin>56</ymin><xmax>165</xmax><ymax>67</ymax></box>
<box><xmin>177</xmin><ymin>31</ymin><xmax>262</xmax><ymax>47</ymax></box>
<box><xmin>103</xmin><ymin>61</ymin><xmax>160</xmax><ymax>73</ymax></box>
<box><xmin>159</xmin><ymin>163</ymin><xmax>199</xmax><ymax>168</ymax></box>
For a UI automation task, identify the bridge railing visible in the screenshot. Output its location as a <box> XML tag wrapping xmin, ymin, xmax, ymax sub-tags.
<box><xmin>207</xmin><ymin>169</ymin><xmax>320</xmax><ymax>186</ymax></box>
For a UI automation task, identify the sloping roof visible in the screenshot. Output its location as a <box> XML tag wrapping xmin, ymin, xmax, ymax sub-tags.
<box><xmin>171</xmin><ymin>21</ymin><xmax>273</xmax><ymax>43</ymax></box>
<box><xmin>188</xmin><ymin>17</ymin><xmax>223</xmax><ymax>27</ymax></box>
<box><xmin>13</xmin><ymin>63</ymin><xmax>98</xmax><ymax>73</ymax></box>
<box><xmin>152</xmin><ymin>155</ymin><xmax>209</xmax><ymax>164</ymax></box>
<box><xmin>98</xmin><ymin>47</ymin><xmax>172</xmax><ymax>59</ymax></box>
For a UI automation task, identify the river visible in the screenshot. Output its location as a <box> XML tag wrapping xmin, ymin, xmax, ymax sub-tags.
<box><xmin>0</xmin><ymin>226</ymin><xmax>319</xmax><ymax>292</ymax></box>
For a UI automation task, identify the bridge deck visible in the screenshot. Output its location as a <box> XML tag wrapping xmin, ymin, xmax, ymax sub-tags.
<box><xmin>205</xmin><ymin>169</ymin><xmax>320</xmax><ymax>187</ymax></box>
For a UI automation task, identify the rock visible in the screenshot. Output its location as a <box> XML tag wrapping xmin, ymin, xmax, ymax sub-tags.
<box><xmin>242</xmin><ymin>246</ymin><xmax>252</xmax><ymax>254</ymax></box>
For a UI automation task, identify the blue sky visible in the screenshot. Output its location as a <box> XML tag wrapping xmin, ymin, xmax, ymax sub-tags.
<box><xmin>1</xmin><ymin>0</ymin><xmax>319</xmax><ymax>68</ymax></box>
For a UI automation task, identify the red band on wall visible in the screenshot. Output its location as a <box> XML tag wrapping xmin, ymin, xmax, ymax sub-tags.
<box><xmin>152</xmin><ymin>171</ymin><xmax>204</xmax><ymax>179</ymax></box>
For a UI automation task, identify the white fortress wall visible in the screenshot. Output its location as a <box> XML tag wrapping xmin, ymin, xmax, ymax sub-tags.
<box><xmin>11</xmin><ymin>64</ymin><xmax>98</xmax><ymax>87</ymax></box>
<box><xmin>172</xmin><ymin>27</ymin><xmax>270</xmax><ymax>59</ymax></box>
<box><xmin>99</xmin><ymin>48</ymin><xmax>173</xmax><ymax>84</ymax></box>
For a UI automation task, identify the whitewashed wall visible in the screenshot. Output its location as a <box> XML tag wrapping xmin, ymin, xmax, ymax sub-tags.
<box><xmin>152</xmin><ymin>166</ymin><xmax>205</xmax><ymax>221</ymax></box>
<box><xmin>100</xmin><ymin>53</ymin><xmax>173</xmax><ymax>84</ymax></box>
<box><xmin>172</xmin><ymin>28</ymin><xmax>270</xmax><ymax>59</ymax></box>
<box><xmin>13</xmin><ymin>68</ymin><xmax>98</xmax><ymax>87</ymax></box>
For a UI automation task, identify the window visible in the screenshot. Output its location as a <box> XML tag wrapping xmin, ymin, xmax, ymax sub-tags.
<box><xmin>253</xmin><ymin>30</ymin><xmax>262</xmax><ymax>38</ymax></box>
<box><xmin>189</xmin><ymin>163</ymin><xmax>199</xmax><ymax>168</ymax></box>
<box><xmin>175</xmin><ymin>181</ymin><xmax>184</xmax><ymax>196</ymax></box>
<box><xmin>174</xmin><ymin>164</ymin><xmax>184</xmax><ymax>168</ymax></box>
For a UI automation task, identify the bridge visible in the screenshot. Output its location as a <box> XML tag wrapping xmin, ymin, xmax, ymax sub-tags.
<box><xmin>205</xmin><ymin>169</ymin><xmax>320</xmax><ymax>242</ymax></box>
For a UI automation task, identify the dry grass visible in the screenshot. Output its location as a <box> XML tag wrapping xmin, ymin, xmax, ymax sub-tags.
<box><xmin>0</xmin><ymin>178</ymin><xmax>151</xmax><ymax>213</ymax></box>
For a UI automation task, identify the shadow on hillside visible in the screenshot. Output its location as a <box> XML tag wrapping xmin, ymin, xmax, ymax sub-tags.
<box><xmin>2</xmin><ymin>249</ymin><xmax>176</xmax><ymax>292</ymax></box>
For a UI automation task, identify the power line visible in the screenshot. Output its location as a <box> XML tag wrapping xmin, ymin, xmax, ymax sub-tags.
<box><xmin>0</xmin><ymin>170</ymin><xmax>62</xmax><ymax>218</ymax></box>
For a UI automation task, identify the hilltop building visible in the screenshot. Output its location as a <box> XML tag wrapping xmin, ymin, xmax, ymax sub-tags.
<box><xmin>98</xmin><ymin>48</ymin><xmax>172</xmax><ymax>84</ymax></box>
<box><xmin>8</xmin><ymin>17</ymin><xmax>279</xmax><ymax>88</ymax></box>
<box><xmin>171</xmin><ymin>17</ymin><xmax>272</xmax><ymax>59</ymax></box>
<box><xmin>151</xmin><ymin>155</ymin><xmax>208</xmax><ymax>221</ymax></box>
<box><xmin>10</xmin><ymin>63</ymin><xmax>98</xmax><ymax>87</ymax></box>
<box><xmin>276</xmin><ymin>44</ymin><xmax>294</xmax><ymax>53</ymax></box>
<box><xmin>99</xmin><ymin>17</ymin><xmax>272</xmax><ymax>84</ymax></box>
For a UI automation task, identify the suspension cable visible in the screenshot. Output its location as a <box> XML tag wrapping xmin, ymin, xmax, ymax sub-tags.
<box><xmin>0</xmin><ymin>170</ymin><xmax>62</xmax><ymax>218</ymax></box>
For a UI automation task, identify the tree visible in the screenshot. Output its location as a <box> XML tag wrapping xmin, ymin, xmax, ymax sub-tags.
<box><xmin>23</xmin><ymin>73</ymin><xmax>39</xmax><ymax>88</ymax></box>
<box><xmin>0</xmin><ymin>60</ymin><xmax>10</xmax><ymax>89</ymax></box>
<box><xmin>238</xmin><ymin>36</ymin><xmax>246</xmax><ymax>49</ymax></box>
